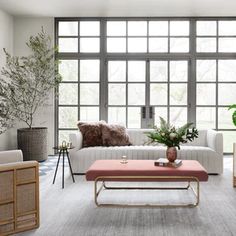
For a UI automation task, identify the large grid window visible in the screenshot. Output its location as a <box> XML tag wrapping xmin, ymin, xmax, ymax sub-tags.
<box><xmin>56</xmin><ymin>18</ymin><xmax>236</xmax><ymax>153</ymax></box>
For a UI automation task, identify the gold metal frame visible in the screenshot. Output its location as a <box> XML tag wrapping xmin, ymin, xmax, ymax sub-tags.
<box><xmin>94</xmin><ymin>176</ymin><xmax>200</xmax><ymax>208</ymax></box>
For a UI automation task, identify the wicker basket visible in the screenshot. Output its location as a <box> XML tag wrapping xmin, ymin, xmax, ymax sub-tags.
<box><xmin>17</xmin><ymin>127</ymin><xmax>48</xmax><ymax>162</ymax></box>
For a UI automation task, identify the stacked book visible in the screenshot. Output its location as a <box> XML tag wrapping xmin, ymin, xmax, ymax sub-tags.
<box><xmin>154</xmin><ymin>158</ymin><xmax>182</xmax><ymax>168</ymax></box>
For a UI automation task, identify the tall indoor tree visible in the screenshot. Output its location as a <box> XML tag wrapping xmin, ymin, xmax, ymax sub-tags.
<box><xmin>0</xmin><ymin>28</ymin><xmax>61</xmax><ymax>161</ymax></box>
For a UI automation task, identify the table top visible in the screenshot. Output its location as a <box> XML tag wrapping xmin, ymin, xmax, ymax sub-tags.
<box><xmin>86</xmin><ymin>160</ymin><xmax>208</xmax><ymax>182</ymax></box>
<box><xmin>53</xmin><ymin>146</ymin><xmax>75</xmax><ymax>150</ymax></box>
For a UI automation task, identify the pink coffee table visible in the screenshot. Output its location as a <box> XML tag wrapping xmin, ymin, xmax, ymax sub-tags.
<box><xmin>86</xmin><ymin>160</ymin><xmax>208</xmax><ymax>207</ymax></box>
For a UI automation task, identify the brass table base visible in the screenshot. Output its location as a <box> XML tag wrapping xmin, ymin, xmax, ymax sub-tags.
<box><xmin>94</xmin><ymin>176</ymin><xmax>200</xmax><ymax>208</ymax></box>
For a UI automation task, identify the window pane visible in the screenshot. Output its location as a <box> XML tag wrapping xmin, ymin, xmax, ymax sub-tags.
<box><xmin>170</xmin><ymin>38</ymin><xmax>189</xmax><ymax>52</ymax></box>
<box><xmin>108</xmin><ymin>61</ymin><xmax>126</xmax><ymax>82</ymax></box>
<box><xmin>150</xmin><ymin>84</ymin><xmax>167</xmax><ymax>105</ymax></box>
<box><xmin>128</xmin><ymin>84</ymin><xmax>145</xmax><ymax>105</ymax></box>
<box><xmin>128</xmin><ymin>61</ymin><xmax>145</xmax><ymax>82</ymax></box>
<box><xmin>218</xmin><ymin>60</ymin><xmax>236</xmax><ymax>81</ymax></box>
<box><xmin>80</xmin><ymin>83</ymin><xmax>99</xmax><ymax>105</ymax></box>
<box><xmin>128</xmin><ymin>38</ymin><xmax>147</xmax><ymax>52</ymax></box>
<box><xmin>59</xmin><ymin>130</ymin><xmax>77</xmax><ymax>145</ymax></box>
<box><xmin>80</xmin><ymin>38</ymin><xmax>100</xmax><ymax>52</ymax></box>
<box><xmin>219</xmin><ymin>21</ymin><xmax>236</xmax><ymax>36</ymax></box>
<box><xmin>197</xmin><ymin>60</ymin><xmax>216</xmax><ymax>82</ymax></box>
<box><xmin>59</xmin><ymin>60</ymin><xmax>78</xmax><ymax>82</ymax></box>
<box><xmin>196</xmin><ymin>21</ymin><xmax>217</xmax><ymax>36</ymax></box>
<box><xmin>107</xmin><ymin>38</ymin><xmax>126</xmax><ymax>53</ymax></box>
<box><xmin>170</xmin><ymin>21</ymin><xmax>189</xmax><ymax>36</ymax></box>
<box><xmin>197</xmin><ymin>38</ymin><xmax>216</xmax><ymax>52</ymax></box>
<box><xmin>219</xmin><ymin>38</ymin><xmax>236</xmax><ymax>52</ymax></box>
<box><xmin>108</xmin><ymin>107</ymin><xmax>126</xmax><ymax>125</ymax></box>
<box><xmin>80</xmin><ymin>107</ymin><xmax>99</xmax><ymax>121</ymax></box>
<box><xmin>108</xmin><ymin>84</ymin><xmax>126</xmax><ymax>105</ymax></box>
<box><xmin>59</xmin><ymin>21</ymin><xmax>78</xmax><ymax>36</ymax></box>
<box><xmin>196</xmin><ymin>107</ymin><xmax>216</xmax><ymax>129</ymax></box>
<box><xmin>218</xmin><ymin>107</ymin><xmax>235</xmax><ymax>129</ymax></box>
<box><xmin>58</xmin><ymin>38</ymin><xmax>78</xmax><ymax>52</ymax></box>
<box><xmin>170</xmin><ymin>107</ymin><xmax>187</xmax><ymax>127</ymax></box>
<box><xmin>197</xmin><ymin>84</ymin><xmax>216</xmax><ymax>105</ymax></box>
<box><xmin>222</xmin><ymin>131</ymin><xmax>236</xmax><ymax>153</ymax></box>
<box><xmin>218</xmin><ymin>84</ymin><xmax>236</xmax><ymax>105</ymax></box>
<box><xmin>154</xmin><ymin>107</ymin><xmax>168</xmax><ymax>126</ymax></box>
<box><xmin>80</xmin><ymin>60</ymin><xmax>100</xmax><ymax>82</ymax></box>
<box><xmin>80</xmin><ymin>60</ymin><xmax>99</xmax><ymax>82</ymax></box>
<box><xmin>170</xmin><ymin>84</ymin><xmax>187</xmax><ymax>105</ymax></box>
<box><xmin>59</xmin><ymin>107</ymin><xmax>77</xmax><ymax>128</ymax></box>
<box><xmin>149</xmin><ymin>38</ymin><xmax>168</xmax><ymax>52</ymax></box>
<box><xmin>59</xmin><ymin>83</ymin><xmax>78</xmax><ymax>105</ymax></box>
<box><xmin>149</xmin><ymin>21</ymin><xmax>168</xmax><ymax>36</ymax></box>
<box><xmin>150</xmin><ymin>61</ymin><xmax>168</xmax><ymax>82</ymax></box>
<box><xmin>170</xmin><ymin>61</ymin><xmax>188</xmax><ymax>82</ymax></box>
<box><xmin>128</xmin><ymin>21</ymin><xmax>147</xmax><ymax>36</ymax></box>
<box><xmin>107</xmin><ymin>21</ymin><xmax>126</xmax><ymax>36</ymax></box>
<box><xmin>128</xmin><ymin>107</ymin><xmax>141</xmax><ymax>128</ymax></box>
<box><xmin>80</xmin><ymin>21</ymin><xmax>100</xmax><ymax>36</ymax></box>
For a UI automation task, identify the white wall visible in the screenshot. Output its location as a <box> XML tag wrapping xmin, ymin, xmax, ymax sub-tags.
<box><xmin>0</xmin><ymin>9</ymin><xmax>14</xmax><ymax>150</ymax></box>
<box><xmin>0</xmin><ymin>15</ymin><xmax>55</xmax><ymax>154</ymax></box>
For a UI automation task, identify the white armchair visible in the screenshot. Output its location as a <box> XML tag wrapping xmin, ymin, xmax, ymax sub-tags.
<box><xmin>0</xmin><ymin>150</ymin><xmax>23</xmax><ymax>164</ymax></box>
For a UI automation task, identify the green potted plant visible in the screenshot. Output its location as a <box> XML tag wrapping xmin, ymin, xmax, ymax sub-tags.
<box><xmin>0</xmin><ymin>28</ymin><xmax>61</xmax><ymax>161</ymax></box>
<box><xmin>228</xmin><ymin>104</ymin><xmax>236</xmax><ymax>126</ymax></box>
<box><xmin>147</xmin><ymin>117</ymin><xmax>198</xmax><ymax>162</ymax></box>
<box><xmin>0</xmin><ymin>99</ymin><xmax>14</xmax><ymax>135</ymax></box>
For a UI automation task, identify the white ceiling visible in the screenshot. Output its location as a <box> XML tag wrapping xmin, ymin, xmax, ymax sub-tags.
<box><xmin>0</xmin><ymin>0</ymin><xmax>236</xmax><ymax>17</ymax></box>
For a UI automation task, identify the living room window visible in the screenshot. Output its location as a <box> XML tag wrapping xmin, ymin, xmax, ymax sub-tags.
<box><xmin>55</xmin><ymin>18</ymin><xmax>236</xmax><ymax>153</ymax></box>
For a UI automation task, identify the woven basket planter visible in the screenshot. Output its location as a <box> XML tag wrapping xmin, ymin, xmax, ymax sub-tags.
<box><xmin>17</xmin><ymin>127</ymin><xmax>48</xmax><ymax>162</ymax></box>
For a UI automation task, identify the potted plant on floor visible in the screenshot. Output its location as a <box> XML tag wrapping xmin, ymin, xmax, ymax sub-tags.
<box><xmin>228</xmin><ymin>104</ymin><xmax>236</xmax><ymax>126</ymax></box>
<box><xmin>146</xmin><ymin>117</ymin><xmax>198</xmax><ymax>162</ymax></box>
<box><xmin>0</xmin><ymin>28</ymin><xmax>61</xmax><ymax>161</ymax></box>
<box><xmin>0</xmin><ymin>98</ymin><xmax>14</xmax><ymax>135</ymax></box>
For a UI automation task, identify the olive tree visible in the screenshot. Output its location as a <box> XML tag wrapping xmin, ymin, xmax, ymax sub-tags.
<box><xmin>0</xmin><ymin>28</ymin><xmax>61</xmax><ymax>131</ymax></box>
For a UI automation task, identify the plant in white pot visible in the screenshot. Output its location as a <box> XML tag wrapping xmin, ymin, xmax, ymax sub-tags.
<box><xmin>0</xmin><ymin>28</ymin><xmax>61</xmax><ymax>161</ymax></box>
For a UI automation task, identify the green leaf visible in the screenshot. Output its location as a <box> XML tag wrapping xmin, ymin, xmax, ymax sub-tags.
<box><xmin>228</xmin><ymin>104</ymin><xmax>236</xmax><ymax>110</ymax></box>
<box><xmin>232</xmin><ymin>111</ymin><xmax>236</xmax><ymax>126</ymax></box>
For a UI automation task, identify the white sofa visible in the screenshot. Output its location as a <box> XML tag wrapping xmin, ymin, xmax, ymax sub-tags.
<box><xmin>69</xmin><ymin>129</ymin><xmax>223</xmax><ymax>174</ymax></box>
<box><xmin>0</xmin><ymin>150</ymin><xmax>23</xmax><ymax>164</ymax></box>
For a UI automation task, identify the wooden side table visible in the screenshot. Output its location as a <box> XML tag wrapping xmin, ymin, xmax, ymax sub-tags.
<box><xmin>233</xmin><ymin>143</ymin><xmax>236</xmax><ymax>187</ymax></box>
<box><xmin>52</xmin><ymin>146</ymin><xmax>75</xmax><ymax>188</ymax></box>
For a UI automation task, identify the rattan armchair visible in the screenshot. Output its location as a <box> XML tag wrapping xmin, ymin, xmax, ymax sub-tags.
<box><xmin>0</xmin><ymin>150</ymin><xmax>39</xmax><ymax>235</ymax></box>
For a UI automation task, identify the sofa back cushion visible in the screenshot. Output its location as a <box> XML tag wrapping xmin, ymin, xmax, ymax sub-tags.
<box><xmin>127</xmin><ymin>129</ymin><xmax>207</xmax><ymax>147</ymax></box>
<box><xmin>101</xmin><ymin>124</ymin><xmax>131</xmax><ymax>146</ymax></box>
<box><xmin>127</xmin><ymin>129</ymin><xmax>154</xmax><ymax>146</ymax></box>
<box><xmin>182</xmin><ymin>130</ymin><xmax>207</xmax><ymax>147</ymax></box>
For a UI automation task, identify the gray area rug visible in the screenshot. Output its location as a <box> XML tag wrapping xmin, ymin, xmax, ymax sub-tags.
<box><xmin>39</xmin><ymin>155</ymin><xmax>68</xmax><ymax>176</ymax></box>
<box><xmin>18</xmin><ymin>158</ymin><xmax>236</xmax><ymax>236</ymax></box>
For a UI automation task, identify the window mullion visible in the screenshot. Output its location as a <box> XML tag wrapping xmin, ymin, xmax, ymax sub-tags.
<box><xmin>188</xmin><ymin>19</ymin><xmax>197</xmax><ymax>125</ymax></box>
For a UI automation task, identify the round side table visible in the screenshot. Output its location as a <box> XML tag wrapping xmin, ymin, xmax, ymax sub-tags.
<box><xmin>52</xmin><ymin>146</ymin><xmax>75</xmax><ymax>188</ymax></box>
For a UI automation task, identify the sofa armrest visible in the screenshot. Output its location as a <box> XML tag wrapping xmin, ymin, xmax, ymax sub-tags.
<box><xmin>69</xmin><ymin>131</ymin><xmax>83</xmax><ymax>151</ymax></box>
<box><xmin>206</xmin><ymin>130</ymin><xmax>223</xmax><ymax>155</ymax></box>
<box><xmin>0</xmin><ymin>150</ymin><xmax>23</xmax><ymax>164</ymax></box>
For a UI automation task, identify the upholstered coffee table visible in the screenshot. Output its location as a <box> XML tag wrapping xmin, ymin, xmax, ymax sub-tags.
<box><xmin>86</xmin><ymin>160</ymin><xmax>208</xmax><ymax>207</ymax></box>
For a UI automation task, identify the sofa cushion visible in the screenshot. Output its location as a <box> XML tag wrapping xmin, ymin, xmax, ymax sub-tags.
<box><xmin>101</xmin><ymin>123</ymin><xmax>132</xmax><ymax>146</ymax></box>
<box><xmin>77</xmin><ymin>121</ymin><xmax>105</xmax><ymax>147</ymax></box>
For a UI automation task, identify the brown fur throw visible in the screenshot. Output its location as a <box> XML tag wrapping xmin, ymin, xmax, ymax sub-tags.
<box><xmin>101</xmin><ymin>123</ymin><xmax>131</xmax><ymax>146</ymax></box>
<box><xmin>77</xmin><ymin>121</ymin><xmax>105</xmax><ymax>147</ymax></box>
